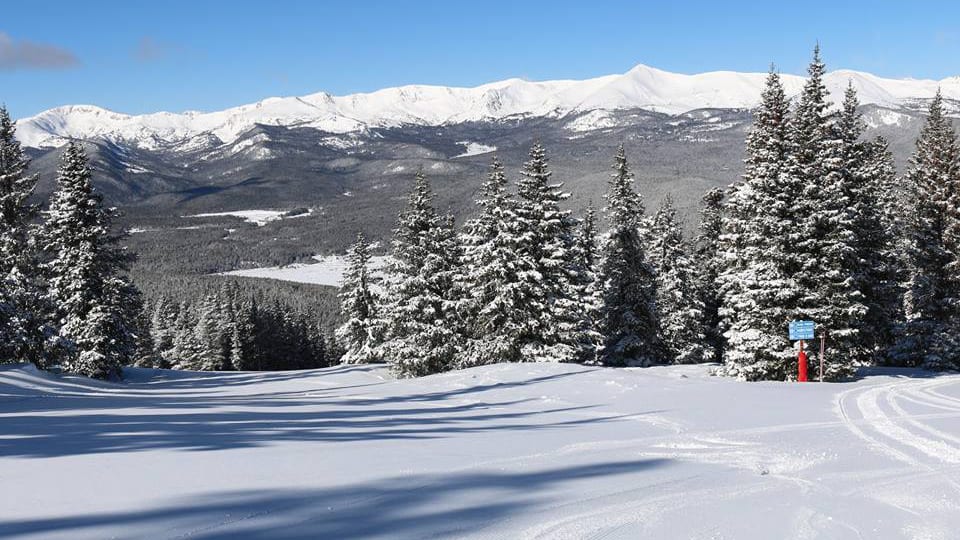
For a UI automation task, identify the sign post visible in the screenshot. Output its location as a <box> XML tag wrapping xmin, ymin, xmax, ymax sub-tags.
<box><xmin>789</xmin><ymin>320</ymin><xmax>815</xmax><ymax>383</ymax></box>
<box><xmin>819</xmin><ymin>331</ymin><xmax>826</xmax><ymax>383</ymax></box>
<box><xmin>798</xmin><ymin>342</ymin><xmax>808</xmax><ymax>382</ymax></box>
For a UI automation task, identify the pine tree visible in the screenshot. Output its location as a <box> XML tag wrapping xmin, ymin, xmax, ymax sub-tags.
<box><xmin>335</xmin><ymin>232</ymin><xmax>381</xmax><ymax>364</ymax></box>
<box><xmin>194</xmin><ymin>294</ymin><xmax>228</xmax><ymax>371</ymax></box>
<box><xmin>718</xmin><ymin>66</ymin><xmax>798</xmax><ymax>380</ymax></box>
<box><xmin>510</xmin><ymin>143</ymin><xmax>587</xmax><ymax>363</ymax></box>
<box><xmin>795</xmin><ymin>78</ymin><xmax>867</xmax><ymax>379</ymax></box>
<box><xmin>574</xmin><ymin>203</ymin><xmax>599</xmax><ymax>275</ymax></box>
<box><xmin>834</xmin><ymin>85</ymin><xmax>898</xmax><ymax>365</ymax></box>
<box><xmin>42</xmin><ymin>142</ymin><xmax>142</xmax><ymax>379</ymax></box>
<box><xmin>230</xmin><ymin>297</ymin><xmax>256</xmax><ymax>370</ymax></box>
<box><xmin>0</xmin><ymin>106</ymin><xmax>54</xmax><ymax>367</ymax></box>
<box><xmin>0</xmin><ymin>106</ymin><xmax>38</xmax><ymax>271</ymax></box>
<box><xmin>457</xmin><ymin>157</ymin><xmax>526</xmax><ymax>366</ymax></box>
<box><xmin>694</xmin><ymin>187</ymin><xmax>725</xmax><ymax>362</ymax></box>
<box><xmin>597</xmin><ymin>144</ymin><xmax>660</xmax><ymax>366</ymax></box>
<box><xmin>649</xmin><ymin>196</ymin><xmax>708</xmax><ymax>364</ymax></box>
<box><xmin>571</xmin><ymin>202</ymin><xmax>602</xmax><ymax>363</ymax></box>
<box><xmin>899</xmin><ymin>91</ymin><xmax>960</xmax><ymax>369</ymax></box>
<box><xmin>170</xmin><ymin>302</ymin><xmax>204</xmax><ymax>371</ymax></box>
<box><xmin>862</xmin><ymin>136</ymin><xmax>907</xmax><ymax>362</ymax></box>
<box><xmin>378</xmin><ymin>170</ymin><xmax>463</xmax><ymax>377</ymax></box>
<box><xmin>150</xmin><ymin>296</ymin><xmax>178</xmax><ymax>368</ymax></box>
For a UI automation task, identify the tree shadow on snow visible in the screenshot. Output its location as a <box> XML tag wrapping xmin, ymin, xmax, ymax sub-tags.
<box><xmin>0</xmin><ymin>368</ymin><xmax>651</xmax><ymax>458</ymax></box>
<box><xmin>848</xmin><ymin>365</ymin><xmax>959</xmax><ymax>382</ymax></box>
<box><xmin>0</xmin><ymin>458</ymin><xmax>672</xmax><ymax>539</ymax></box>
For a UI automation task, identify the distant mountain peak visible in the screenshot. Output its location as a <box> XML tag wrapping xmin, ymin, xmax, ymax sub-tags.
<box><xmin>15</xmin><ymin>64</ymin><xmax>960</xmax><ymax>150</ymax></box>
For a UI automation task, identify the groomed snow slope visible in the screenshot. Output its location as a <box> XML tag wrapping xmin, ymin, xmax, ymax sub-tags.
<box><xmin>2</xmin><ymin>362</ymin><xmax>960</xmax><ymax>539</ymax></box>
<box><xmin>16</xmin><ymin>64</ymin><xmax>960</xmax><ymax>148</ymax></box>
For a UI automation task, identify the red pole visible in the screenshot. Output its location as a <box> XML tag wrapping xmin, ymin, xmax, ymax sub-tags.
<box><xmin>798</xmin><ymin>340</ymin><xmax>809</xmax><ymax>382</ymax></box>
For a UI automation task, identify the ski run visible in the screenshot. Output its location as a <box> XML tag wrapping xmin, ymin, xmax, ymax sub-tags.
<box><xmin>2</xmin><ymin>362</ymin><xmax>960</xmax><ymax>539</ymax></box>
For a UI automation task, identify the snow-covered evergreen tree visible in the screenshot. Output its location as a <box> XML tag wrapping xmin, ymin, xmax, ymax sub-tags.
<box><xmin>898</xmin><ymin>91</ymin><xmax>960</xmax><ymax>369</ymax></box>
<box><xmin>862</xmin><ymin>136</ymin><xmax>907</xmax><ymax>363</ymax></box>
<box><xmin>571</xmin><ymin>202</ymin><xmax>602</xmax><ymax>363</ymax></box>
<box><xmin>0</xmin><ymin>106</ymin><xmax>55</xmax><ymax>367</ymax></box>
<box><xmin>171</xmin><ymin>302</ymin><xmax>202</xmax><ymax>370</ymax></box>
<box><xmin>378</xmin><ymin>170</ymin><xmax>463</xmax><ymax>377</ymax></box>
<box><xmin>574</xmin><ymin>203</ymin><xmax>599</xmax><ymax>276</ymax></box>
<box><xmin>335</xmin><ymin>232</ymin><xmax>381</xmax><ymax>364</ymax></box>
<box><xmin>230</xmin><ymin>298</ymin><xmax>255</xmax><ymax>370</ymax></box>
<box><xmin>718</xmin><ymin>66</ymin><xmax>798</xmax><ymax>380</ymax></box>
<box><xmin>510</xmin><ymin>143</ymin><xmax>588</xmax><ymax>363</ymax></box>
<box><xmin>42</xmin><ymin>142</ymin><xmax>141</xmax><ymax>379</ymax></box>
<box><xmin>149</xmin><ymin>296</ymin><xmax>177</xmax><ymax>368</ymax></box>
<box><xmin>694</xmin><ymin>187</ymin><xmax>725</xmax><ymax>362</ymax></box>
<box><xmin>597</xmin><ymin>145</ymin><xmax>660</xmax><ymax>366</ymax></box>
<box><xmin>792</xmin><ymin>76</ymin><xmax>867</xmax><ymax>379</ymax></box>
<box><xmin>194</xmin><ymin>294</ymin><xmax>228</xmax><ymax>371</ymax></box>
<box><xmin>457</xmin><ymin>157</ymin><xmax>526</xmax><ymax>366</ymax></box>
<box><xmin>649</xmin><ymin>196</ymin><xmax>708</xmax><ymax>364</ymax></box>
<box><xmin>834</xmin><ymin>85</ymin><xmax>899</xmax><ymax>364</ymax></box>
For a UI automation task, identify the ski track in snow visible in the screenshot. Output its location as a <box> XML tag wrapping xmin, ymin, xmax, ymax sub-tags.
<box><xmin>838</xmin><ymin>378</ymin><xmax>960</xmax><ymax>469</ymax></box>
<box><xmin>4</xmin><ymin>364</ymin><xmax>960</xmax><ymax>539</ymax></box>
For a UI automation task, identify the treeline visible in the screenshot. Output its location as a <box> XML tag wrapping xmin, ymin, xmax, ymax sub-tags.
<box><xmin>139</xmin><ymin>278</ymin><xmax>339</xmax><ymax>371</ymax></box>
<box><xmin>336</xmin><ymin>46</ymin><xmax>960</xmax><ymax>381</ymax></box>
<box><xmin>0</xmin><ymin>109</ymin><xmax>142</xmax><ymax>379</ymax></box>
<box><xmin>335</xmin><ymin>142</ymin><xmax>705</xmax><ymax>377</ymax></box>
<box><xmin>718</xmin><ymin>46</ymin><xmax>959</xmax><ymax>380</ymax></box>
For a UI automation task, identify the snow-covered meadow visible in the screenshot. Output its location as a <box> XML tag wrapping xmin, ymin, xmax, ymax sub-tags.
<box><xmin>186</xmin><ymin>209</ymin><xmax>313</xmax><ymax>227</ymax></box>
<box><xmin>220</xmin><ymin>254</ymin><xmax>391</xmax><ymax>287</ymax></box>
<box><xmin>2</xmin><ymin>362</ymin><xmax>959</xmax><ymax>539</ymax></box>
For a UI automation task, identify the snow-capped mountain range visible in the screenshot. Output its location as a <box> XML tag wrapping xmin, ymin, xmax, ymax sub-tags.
<box><xmin>17</xmin><ymin>64</ymin><xmax>960</xmax><ymax>150</ymax></box>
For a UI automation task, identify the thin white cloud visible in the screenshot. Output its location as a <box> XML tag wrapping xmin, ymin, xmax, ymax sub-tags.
<box><xmin>0</xmin><ymin>32</ymin><xmax>78</xmax><ymax>70</ymax></box>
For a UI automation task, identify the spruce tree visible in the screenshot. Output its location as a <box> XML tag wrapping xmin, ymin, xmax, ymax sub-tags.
<box><xmin>835</xmin><ymin>85</ymin><xmax>898</xmax><ymax>365</ymax></box>
<box><xmin>718</xmin><ymin>67</ymin><xmax>797</xmax><ymax>380</ymax></box>
<box><xmin>230</xmin><ymin>298</ymin><xmax>255</xmax><ymax>370</ymax></box>
<box><xmin>0</xmin><ymin>106</ymin><xmax>54</xmax><ymax>367</ymax></box>
<box><xmin>457</xmin><ymin>157</ymin><xmax>526</xmax><ymax>366</ymax></box>
<box><xmin>694</xmin><ymin>188</ymin><xmax>725</xmax><ymax>362</ymax></box>
<box><xmin>379</xmin><ymin>170</ymin><xmax>463</xmax><ymax>377</ymax></box>
<box><xmin>42</xmin><ymin>142</ymin><xmax>141</xmax><ymax>378</ymax></box>
<box><xmin>336</xmin><ymin>232</ymin><xmax>381</xmax><ymax>364</ymax></box>
<box><xmin>510</xmin><ymin>143</ymin><xmax>587</xmax><ymax>363</ymax></box>
<box><xmin>899</xmin><ymin>91</ymin><xmax>960</xmax><ymax>369</ymax></box>
<box><xmin>862</xmin><ymin>136</ymin><xmax>907</xmax><ymax>362</ymax></box>
<box><xmin>796</xmin><ymin>78</ymin><xmax>867</xmax><ymax>379</ymax></box>
<box><xmin>149</xmin><ymin>295</ymin><xmax>177</xmax><ymax>368</ymax></box>
<box><xmin>597</xmin><ymin>145</ymin><xmax>660</xmax><ymax>366</ymax></box>
<box><xmin>194</xmin><ymin>294</ymin><xmax>228</xmax><ymax>370</ymax></box>
<box><xmin>649</xmin><ymin>196</ymin><xmax>708</xmax><ymax>364</ymax></box>
<box><xmin>571</xmin><ymin>202</ymin><xmax>602</xmax><ymax>363</ymax></box>
<box><xmin>574</xmin><ymin>203</ymin><xmax>599</xmax><ymax>275</ymax></box>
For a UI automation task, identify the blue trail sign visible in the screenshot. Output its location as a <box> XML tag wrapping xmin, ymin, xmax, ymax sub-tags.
<box><xmin>789</xmin><ymin>320</ymin><xmax>815</xmax><ymax>341</ymax></box>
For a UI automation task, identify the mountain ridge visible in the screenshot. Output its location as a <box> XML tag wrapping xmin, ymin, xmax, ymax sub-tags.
<box><xmin>17</xmin><ymin>63</ymin><xmax>960</xmax><ymax>150</ymax></box>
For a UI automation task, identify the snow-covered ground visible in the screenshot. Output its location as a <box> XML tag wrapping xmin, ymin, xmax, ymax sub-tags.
<box><xmin>454</xmin><ymin>141</ymin><xmax>497</xmax><ymax>158</ymax></box>
<box><xmin>186</xmin><ymin>210</ymin><xmax>289</xmax><ymax>226</ymax></box>
<box><xmin>2</xmin><ymin>362</ymin><xmax>960</xmax><ymax>539</ymax></box>
<box><xmin>220</xmin><ymin>254</ymin><xmax>391</xmax><ymax>286</ymax></box>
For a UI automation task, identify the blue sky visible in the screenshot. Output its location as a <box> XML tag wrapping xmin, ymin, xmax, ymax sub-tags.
<box><xmin>2</xmin><ymin>0</ymin><xmax>958</xmax><ymax>119</ymax></box>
